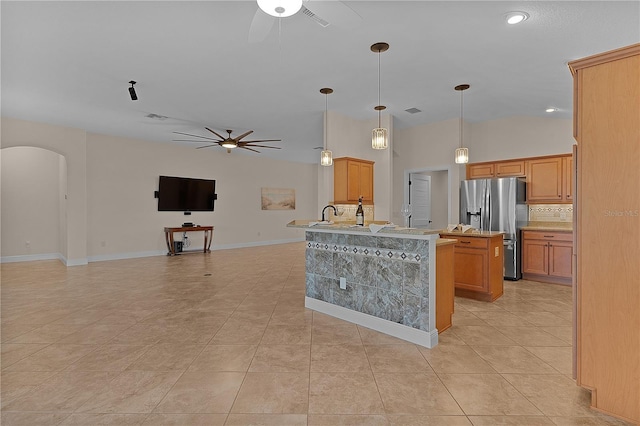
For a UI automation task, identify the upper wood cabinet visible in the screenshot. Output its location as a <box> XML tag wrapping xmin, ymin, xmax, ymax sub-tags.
<box><xmin>466</xmin><ymin>160</ymin><xmax>525</xmax><ymax>179</ymax></box>
<box><xmin>467</xmin><ymin>154</ymin><xmax>573</xmax><ymax>204</ymax></box>
<box><xmin>563</xmin><ymin>155</ymin><xmax>573</xmax><ymax>202</ymax></box>
<box><xmin>467</xmin><ymin>163</ymin><xmax>495</xmax><ymax>179</ymax></box>
<box><xmin>569</xmin><ymin>44</ymin><xmax>640</xmax><ymax>424</ymax></box>
<box><xmin>495</xmin><ymin>160</ymin><xmax>526</xmax><ymax>177</ymax></box>
<box><xmin>333</xmin><ymin>157</ymin><xmax>374</xmax><ymax>204</ymax></box>
<box><xmin>526</xmin><ymin>155</ymin><xmax>572</xmax><ymax>203</ymax></box>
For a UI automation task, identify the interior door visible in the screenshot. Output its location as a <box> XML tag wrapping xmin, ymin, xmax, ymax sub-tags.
<box><xmin>409</xmin><ymin>173</ymin><xmax>431</xmax><ymax>228</ymax></box>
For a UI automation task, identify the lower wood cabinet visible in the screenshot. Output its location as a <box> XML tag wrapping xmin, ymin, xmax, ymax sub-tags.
<box><xmin>439</xmin><ymin>233</ymin><xmax>504</xmax><ymax>302</ymax></box>
<box><xmin>522</xmin><ymin>230</ymin><xmax>572</xmax><ymax>285</ymax></box>
<box><xmin>436</xmin><ymin>239</ymin><xmax>455</xmax><ymax>333</ymax></box>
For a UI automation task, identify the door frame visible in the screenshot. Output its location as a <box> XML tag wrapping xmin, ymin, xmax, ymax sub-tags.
<box><xmin>403</xmin><ymin>166</ymin><xmax>454</xmax><ymax>227</ymax></box>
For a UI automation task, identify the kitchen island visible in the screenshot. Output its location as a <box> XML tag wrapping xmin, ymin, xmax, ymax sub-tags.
<box><xmin>287</xmin><ymin>220</ymin><xmax>442</xmax><ymax>348</ymax></box>
<box><xmin>439</xmin><ymin>231</ymin><xmax>505</xmax><ymax>302</ymax></box>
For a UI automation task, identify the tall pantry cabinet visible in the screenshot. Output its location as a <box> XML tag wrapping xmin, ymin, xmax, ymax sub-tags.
<box><xmin>569</xmin><ymin>43</ymin><xmax>639</xmax><ymax>424</ymax></box>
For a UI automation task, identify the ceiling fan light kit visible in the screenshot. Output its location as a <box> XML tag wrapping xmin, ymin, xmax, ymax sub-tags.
<box><xmin>319</xmin><ymin>87</ymin><xmax>334</xmax><ymax>166</ymax></box>
<box><xmin>257</xmin><ymin>0</ymin><xmax>302</xmax><ymax>17</ymax></box>
<box><xmin>454</xmin><ymin>84</ymin><xmax>470</xmax><ymax>164</ymax></box>
<box><xmin>371</xmin><ymin>42</ymin><xmax>389</xmax><ymax>150</ymax></box>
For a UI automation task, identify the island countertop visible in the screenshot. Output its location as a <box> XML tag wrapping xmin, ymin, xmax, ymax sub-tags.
<box><xmin>287</xmin><ymin>220</ymin><xmax>441</xmax><ymax>237</ymax></box>
<box><xmin>438</xmin><ymin>230</ymin><xmax>505</xmax><ymax>238</ymax></box>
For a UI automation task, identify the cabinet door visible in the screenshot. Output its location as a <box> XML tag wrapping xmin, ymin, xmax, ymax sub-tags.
<box><xmin>522</xmin><ymin>239</ymin><xmax>549</xmax><ymax>275</ymax></box>
<box><xmin>452</xmin><ymin>247</ymin><xmax>488</xmax><ymax>292</ymax></box>
<box><xmin>527</xmin><ymin>157</ymin><xmax>563</xmax><ymax>202</ymax></box>
<box><xmin>467</xmin><ymin>163</ymin><xmax>495</xmax><ymax>179</ymax></box>
<box><xmin>549</xmin><ymin>241</ymin><xmax>573</xmax><ymax>278</ymax></box>
<box><xmin>359</xmin><ymin>162</ymin><xmax>374</xmax><ymax>202</ymax></box>
<box><xmin>564</xmin><ymin>156</ymin><xmax>573</xmax><ymax>201</ymax></box>
<box><xmin>495</xmin><ymin>160</ymin><xmax>526</xmax><ymax>177</ymax></box>
<box><xmin>346</xmin><ymin>161</ymin><xmax>361</xmax><ymax>201</ymax></box>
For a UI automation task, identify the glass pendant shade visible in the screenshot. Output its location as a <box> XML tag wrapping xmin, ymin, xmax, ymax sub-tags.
<box><xmin>372</xmin><ymin>127</ymin><xmax>388</xmax><ymax>150</ymax></box>
<box><xmin>320</xmin><ymin>150</ymin><xmax>333</xmax><ymax>166</ymax></box>
<box><xmin>455</xmin><ymin>147</ymin><xmax>469</xmax><ymax>164</ymax></box>
<box><xmin>257</xmin><ymin>0</ymin><xmax>302</xmax><ymax>17</ymax></box>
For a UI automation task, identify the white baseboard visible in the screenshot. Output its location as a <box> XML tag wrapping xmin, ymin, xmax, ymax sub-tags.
<box><xmin>1</xmin><ymin>253</ymin><xmax>64</xmax><ymax>264</ymax></box>
<box><xmin>305</xmin><ymin>297</ymin><xmax>439</xmax><ymax>348</ymax></box>
<box><xmin>0</xmin><ymin>253</ymin><xmax>90</xmax><ymax>266</ymax></box>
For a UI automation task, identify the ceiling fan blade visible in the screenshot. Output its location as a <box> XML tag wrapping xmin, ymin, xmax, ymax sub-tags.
<box><xmin>172</xmin><ymin>139</ymin><xmax>219</xmax><ymax>143</ymax></box>
<box><xmin>234</xmin><ymin>130</ymin><xmax>254</xmax><ymax>141</ymax></box>
<box><xmin>173</xmin><ymin>131</ymin><xmax>219</xmax><ymax>141</ymax></box>
<box><xmin>303</xmin><ymin>0</ymin><xmax>362</xmax><ymax>28</ymax></box>
<box><xmin>205</xmin><ymin>127</ymin><xmax>226</xmax><ymax>140</ymax></box>
<box><xmin>240</xmin><ymin>146</ymin><xmax>261</xmax><ymax>153</ymax></box>
<box><xmin>195</xmin><ymin>144</ymin><xmax>220</xmax><ymax>149</ymax></box>
<box><xmin>248</xmin><ymin>7</ymin><xmax>275</xmax><ymax>43</ymax></box>
<box><xmin>239</xmin><ymin>139</ymin><xmax>281</xmax><ymax>143</ymax></box>
<box><xmin>242</xmin><ymin>144</ymin><xmax>282</xmax><ymax>149</ymax></box>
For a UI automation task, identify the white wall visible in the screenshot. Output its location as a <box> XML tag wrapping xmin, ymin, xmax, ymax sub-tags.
<box><xmin>86</xmin><ymin>133</ymin><xmax>318</xmax><ymax>258</ymax></box>
<box><xmin>1</xmin><ymin>117</ymin><xmax>87</xmax><ymax>265</ymax></box>
<box><xmin>470</xmin><ymin>116</ymin><xmax>575</xmax><ymax>162</ymax></box>
<box><xmin>1</xmin><ymin>117</ymin><xmax>318</xmax><ymax>263</ymax></box>
<box><xmin>1</xmin><ymin>147</ymin><xmax>62</xmax><ymax>257</ymax></box>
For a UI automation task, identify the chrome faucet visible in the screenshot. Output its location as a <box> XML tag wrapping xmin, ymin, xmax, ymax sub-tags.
<box><xmin>321</xmin><ymin>205</ymin><xmax>337</xmax><ymax>222</ymax></box>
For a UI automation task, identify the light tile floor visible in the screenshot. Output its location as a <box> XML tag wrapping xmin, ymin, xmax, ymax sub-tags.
<box><xmin>0</xmin><ymin>242</ymin><xmax>632</xmax><ymax>425</ymax></box>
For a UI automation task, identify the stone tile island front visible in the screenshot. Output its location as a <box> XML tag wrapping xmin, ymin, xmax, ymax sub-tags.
<box><xmin>287</xmin><ymin>220</ymin><xmax>441</xmax><ymax>348</ymax></box>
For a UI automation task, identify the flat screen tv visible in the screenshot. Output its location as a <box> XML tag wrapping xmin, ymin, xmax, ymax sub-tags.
<box><xmin>157</xmin><ymin>175</ymin><xmax>217</xmax><ymax>212</ymax></box>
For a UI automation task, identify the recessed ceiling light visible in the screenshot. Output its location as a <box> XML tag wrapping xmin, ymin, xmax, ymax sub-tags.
<box><xmin>506</xmin><ymin>12</ymin><xmax>529</xmax><ymax>25</ymax></box>
<box><xmin>545</xmin><ymin>107</ymin><xmax>558</xmax><ymax>113</ymax></box>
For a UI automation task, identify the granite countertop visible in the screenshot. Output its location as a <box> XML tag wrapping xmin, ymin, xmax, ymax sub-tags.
<box><xmin>439</xmin><ymin>230</ymin><xmax>504</xmax><ymax>238</ymax></box>
<box><xmin>521</xmin><ymin>221</ymin><xmax>573</xmax><ymax>232</ymax></box>
<box><xmin>436</xmin><ymin>238</ymin><xmax>457</xmax><ymax>246</ymax></box>
<box><xmin>286</xmin><ymin>220</ymin><xmax>441</xmax><ymax>236</ymax></box>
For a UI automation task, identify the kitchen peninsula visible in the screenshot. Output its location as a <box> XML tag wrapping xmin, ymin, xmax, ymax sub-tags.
<box><xmin>287</xmin><ymin>220</ymin><xmax>442</xmax><ymax>348</ymax></box>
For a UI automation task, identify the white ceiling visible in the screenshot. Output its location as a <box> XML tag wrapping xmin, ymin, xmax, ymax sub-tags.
<box><xmin>2</xmin><ymin>1</ymin><xmax>639</xmax><ymax>163</ymax></box>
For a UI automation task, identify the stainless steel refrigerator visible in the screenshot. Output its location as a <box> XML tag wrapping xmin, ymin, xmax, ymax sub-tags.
<box><xmin>459</xmin><ymin>177</ymin><xmax>527</xmax><ymax>280</ymax></box>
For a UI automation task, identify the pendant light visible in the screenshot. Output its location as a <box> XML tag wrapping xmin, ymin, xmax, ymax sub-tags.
<box><xmin>454</xmin><ymin>84</ymin><xmax>470</xmax><ymax>164</ymax></box>
<box><xmin>320</xmin><ymin>88</ymin><xmax>333</xmax><ymax>166</ymax></box>
<box><xmin>371</xmin><ymin>42</ymin><xmax>389</xmax><ymax>150</ymax></box>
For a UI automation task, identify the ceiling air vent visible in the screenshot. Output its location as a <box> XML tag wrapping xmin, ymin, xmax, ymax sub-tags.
<box><xmin>404</xmin><ymin>108</ymin><xmax>422</xmax><ymax>114</ymax></box>
<box><xmin>301</xmin><ymin>6</ymin><xmax>330</xmax><ymax>27</ymax></box>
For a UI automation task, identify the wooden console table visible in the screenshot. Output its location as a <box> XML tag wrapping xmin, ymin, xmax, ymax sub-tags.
<box><xmin>164</xmin><ymin>226</ymin><xmax>214</xmax><ymax>256</ymax></box>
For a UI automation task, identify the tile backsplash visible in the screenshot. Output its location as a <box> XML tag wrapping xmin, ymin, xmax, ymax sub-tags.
<box><xmin>529</xmin><ymin>204</ymin><xmax>573</xmax><ymax>222</ymax></box>
<box><xmin>329</xmin><ymin>204</ymin><xmax>375</xmax><ymax>222</ymax></box>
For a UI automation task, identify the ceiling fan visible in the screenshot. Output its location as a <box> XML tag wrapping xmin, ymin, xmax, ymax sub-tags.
<box><xmin>249</xmin><ymin>0</ymin><xmax>361</xmax><ymax>43</ymax></box>
<box><xmin>173</xmin><ymin>128</ymin><xmax>281</xmax><ymax>154</ymax></box>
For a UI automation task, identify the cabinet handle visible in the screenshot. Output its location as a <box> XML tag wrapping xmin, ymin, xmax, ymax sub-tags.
<box><xmin>460</xmin><ymin>241</ymin><xmax>471</xmax><ymax>244</ymax></box>
<box><xmin>544</xmin><ymin>235</ymin><xmax>554</xmax><ymax>238</ymax></box>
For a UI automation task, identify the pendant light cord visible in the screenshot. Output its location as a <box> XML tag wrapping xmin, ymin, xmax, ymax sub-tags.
<box><xmin>324</xmin><ymin>93</ymin><xmax>328</xmax><ymax>150</ymax></box>
<box><xmin>377</xmin><ymin>51</ymin><xmax>381</xmax><ymax>128</ymax></box>
<box><xmin>459</xmin><ymin>89</ymin><xmax>463</xmax><ymax>149</ymax></box>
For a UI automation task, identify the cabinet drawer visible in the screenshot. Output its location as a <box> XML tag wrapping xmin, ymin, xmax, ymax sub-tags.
<box><xmin>454</xmin><ymin>237</ymin><xmax>489</xmax><ymax>249</ymax></box>
<box><xmin>522</xmin><ymin>231</ymin><xmax>572</xmax><ymax>242</ymax></box>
